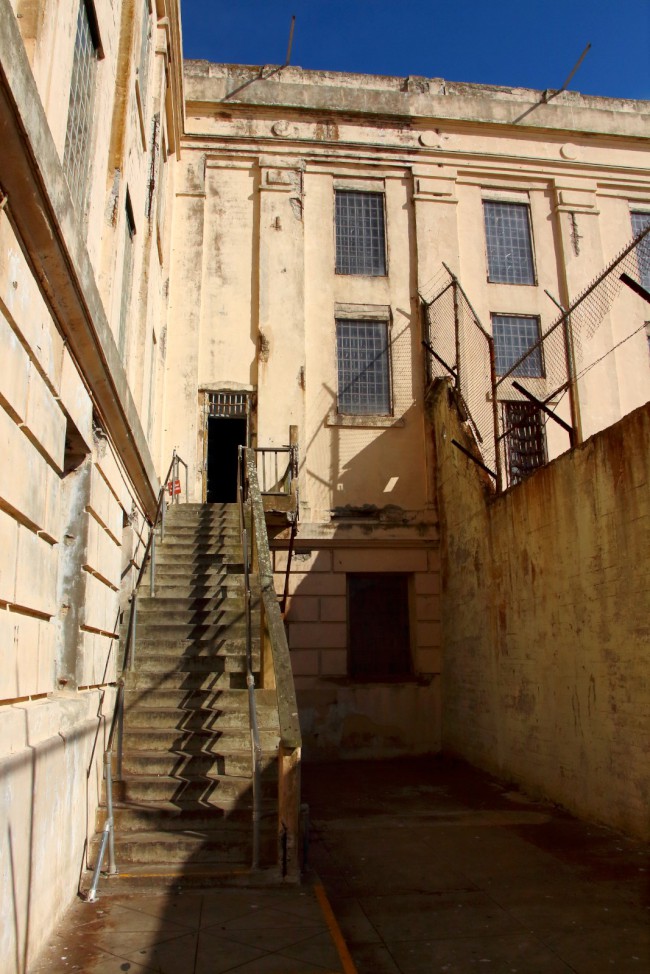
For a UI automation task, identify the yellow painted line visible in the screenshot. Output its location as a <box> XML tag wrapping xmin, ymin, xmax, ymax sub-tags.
<box><xmin>314</xmin><ymin>881</ymin><xmax>359</xmax><ymax>974</ymax></box>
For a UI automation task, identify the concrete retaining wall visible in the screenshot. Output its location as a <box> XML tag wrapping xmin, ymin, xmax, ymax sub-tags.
<box><xmin>431</xmin><ymin>381</ymin><xmax>649</xmax><ymax>839</ymax></box>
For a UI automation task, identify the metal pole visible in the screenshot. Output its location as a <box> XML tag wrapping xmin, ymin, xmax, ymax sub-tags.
<box><xmin>104</xmin><ymin>751</ymin><xmax>117</xmax><ymax>875</ymax></box>
<box><xmin>130</xmin><ymin>597</ymin><xmax>137</xmax><ymax>671</ymax></box>
<box><xmin>87</xmin><ymin>821</ymin><xmax>111</xmax><ymax>902</ymax></box>
<box><xmin>150</xmin><ymin>532</ymin><xmax>155</xmax><ymax>598</ymax></box>
<box><xmin>116</xmin><ymin>688</ymin><xmax>124</xmax><ymax>781</ymax></box>
<box><xmin>545</xmin><ymin>288</ymin><xmax>582</xmax><ymax>446</ymax></box>
<box><xmin>452</xmin><ymin>279</ymin><xmax>461</xmax><ymax>394</ymax></box>
<box><xmin>487</xmin><ymin>335</ymin><xmax>503</xmax><ymax>493</ymax></box>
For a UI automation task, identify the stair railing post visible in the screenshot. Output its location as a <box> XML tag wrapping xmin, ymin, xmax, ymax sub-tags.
<box><xmin>105</xmin><ymin>750</ymin><xmax>117</xmax><ymax>875</ymax></box>
<box><xmin>150</xmin><ymin>531</ymin><xmax>156</xmax><ymax>598</ymax></box>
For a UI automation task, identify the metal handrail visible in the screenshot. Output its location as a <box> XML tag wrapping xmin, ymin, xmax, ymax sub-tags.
<box><xmin>237</xmin><ymin>446</ymin><xmax>263</xmax><ymax>869</ymax></box>
<box><xmin>254</xmin><ymin>445</ymin><xmax>296</xmax><ymax>495</ymax></box>
<box><xmin>86</xmin><ymin>448</ymin><xmax>188</xmax><ymax>901</ymax></box>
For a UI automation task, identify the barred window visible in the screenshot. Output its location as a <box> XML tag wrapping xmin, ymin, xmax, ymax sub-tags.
<box><xmin>631</xmin><ymin>211</ymin><xmax>650</xmax><ymax>293</ymax></box>
<box><xmin>484</xmin><ymin>201</ymin><xmax>536</xmax><ymax>285</ymax></box>
<box><xmin>336</xmin><ymin>319</ymin><xmax>391</xmax><ymax>415</ymax></box>
<box><xmin>63</xmin><ymin>0</ymin><xmax>100</xmax><ymax>215</ymax></box>
<box><xmin>335</xmin><ymin>191</ymin><xmax>386</xmax><ymax>276</ymax></box>
<box><xmin>492</xmin><ymin>314</ymin><xmax>543</xmax><ymax>378</ymax></box>
<box><xmin>118</xmin><ymin>196</ymin><xmax>136</xmax><ymax>358</ymax></box>
<box><xmin>138</xmin><ymin>0</ymin><xmax>152</xmax><ymax>115</ymax></box>
<box><xmin>503</xmin><ymin>401</ymin><xmax>546</xmax><ymax>485</ymax></box>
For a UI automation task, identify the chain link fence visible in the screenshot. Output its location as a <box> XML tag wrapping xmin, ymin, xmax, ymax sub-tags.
<box><xmin>422</xmin><ymin>223</ymin><xmax>650</xmax><ymax>490</ymax></box>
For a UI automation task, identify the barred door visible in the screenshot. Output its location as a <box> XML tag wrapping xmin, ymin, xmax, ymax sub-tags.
<box><xmin>503</xmin><ymin>401</ymin><xmax>546</xmax><ymax>486</ymax></box>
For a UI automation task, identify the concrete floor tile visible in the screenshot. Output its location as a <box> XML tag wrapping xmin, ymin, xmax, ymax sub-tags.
<box><xmin>217</xmin><ymin>954</ymin><xmax>336</xmax><ymax>973</ymax></box>
<box><xmin>544</xmin><ymin>923</ymin><xmax>650</xmax><ymax>973</ymax></box>
<box><xmin>219</xmin><ymin>917</ymin><xmax>326</xmax><ymax>952</ymax></box>
<box><xmin>387</xmin><ymin>933</ymin><xmax>575</xmax><ymax>973</ymax></box>
<box><xmin>359</xmin><ymin>890</ymin><xmax>518</xmax><ymax>943</ymax></box>
<box><xmin>349</xmin><ymin>943</ymin><xmax>402</xmax><ymax>974</ymax></box>
<box><xmin>115</xmin><ymin>931</ymin><xmax>199</xmax><ymax>972</ymax></box>
<box><xmin>327</xmin><ymin>897</ymin><xmax>382</xmax><ymax>945</ymax></box>
<box><xmin>280</xmin><ymin>930</ymin><xmax>344</xmax><ymax>968</ymax></box>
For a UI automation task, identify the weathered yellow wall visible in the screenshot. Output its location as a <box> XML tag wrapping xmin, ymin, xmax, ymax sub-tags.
<box><xmin>432</xmin><ymin>380</ymin><xmax>650</xmax><ymax>839</ymax></box>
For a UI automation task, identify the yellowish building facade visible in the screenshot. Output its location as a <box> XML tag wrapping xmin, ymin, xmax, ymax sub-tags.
<box><xmin>165</xmin><ymin>61</ymin><xmax>650</xmax><ymax>759</ymax></box>
<box><xmin>1</xmin><ymin>5</ymin><xmax>649</xmax><ymax>968</ymax></box>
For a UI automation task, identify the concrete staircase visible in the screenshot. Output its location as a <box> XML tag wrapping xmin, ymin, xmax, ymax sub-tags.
<box><xmin>101</xmin><ymin>502</ymin><xmax>281</xmax><ymax>883</ymax></box>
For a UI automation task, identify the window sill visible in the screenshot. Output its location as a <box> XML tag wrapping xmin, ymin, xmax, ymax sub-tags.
<box><xmin>327</xmin><ymin>412</ymin><xmax>405</xmax><ymax>429</ymax></box>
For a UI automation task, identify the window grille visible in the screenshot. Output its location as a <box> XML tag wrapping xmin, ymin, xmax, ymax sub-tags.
<box><xmin>138</xmin><ymin>0</ymin><xmax>152</xmax><ymax>116</ymax></box>
<box><xmin>483</xmin><ymin>201</ymin><xmax>536</xmax><ymax>284</ymax></box>
<box><xmin>207</xmin><ymin>392</ymin><xmax>248</xmax><ymax>417</ymax></box>
<box><xmin>335</xmin><ymin>191</ymin><xmax>386</xmax><ymax>276</ymax></box>
<box><xmin>336</xmin><ymin>319</ymin><xmax>391</xmax><ymax>415</ymax></box>
<box><xmin>63</xmin><ymin>0</ymin><xmax>99</xmax><ymax>215</ymax></box>
<box><xmin>492</xmin><ymin>314</ymin><xmax>543</xmax><ymax>377</ymax></box>
<box><xmin>118</xmin><ymin>198</ymin><xmax>135</xmax><ymax>357</ymax></box>
<box><xmin>631</xmin><ymin>211</ymin><xmax>650</xmax><ymax>293</ymax></box>
<box><xmin>503</xmin><ymin>401</ymin><xmax>546</xmax><ymax>485</ymax></box>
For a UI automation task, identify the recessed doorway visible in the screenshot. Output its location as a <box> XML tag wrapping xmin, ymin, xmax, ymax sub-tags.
<box><xmin>203</xmin><ymin>391</ymin><xmax>250</xmax><ymax>503</ymax></box>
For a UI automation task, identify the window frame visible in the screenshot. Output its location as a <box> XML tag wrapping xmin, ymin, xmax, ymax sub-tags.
<box><xmin>117</xmin><ymin>192</ymin><xmax>136</xmax><ymax>359</ymax></box>
<box><xmin>491</xmin><ymin>312</ymin><xmax>545</xmax><ymax>379</ymax></box>
<box><xmin>483</xmin><ymin>199</ymin><xmax>537</xmax><ymax>286</ymax></box>
<box><xmin>334</xmin><ymin>189</ymin><xmax>388</xmax><ymax>277</ymax></box>
<box><xmin>335</xmin><ymin>316</ymin><xmax>393</xmax><ymax>417</ymax></box>
<box><xmin>631</xmin><ymin>210</ymin><xmax>650</xmax><ymax>294</ymax></box>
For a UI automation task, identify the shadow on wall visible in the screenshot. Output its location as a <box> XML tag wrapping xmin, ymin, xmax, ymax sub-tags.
<box><xmin>280</xmin><ymin>386</ymin><xmax>440</xmax><ymax>763</ymax></box>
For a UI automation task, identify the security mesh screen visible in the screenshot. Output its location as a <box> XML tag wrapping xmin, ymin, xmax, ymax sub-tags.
<box><xmin>335</xmin><ymin>191</ymin><xmax>386</xmax><ymax>276</ymax></box>
<box><xmin>631</xmin><ymin>211</ymin><xmax>650</xmax><ymax>292</ymax></box>
<box><xmin>63</xmin><ymin>0</ymin><xmax>98</xmax><ymax>214</ymax></box>
<box><xmin>336</xmin><ymin>319</ymin><xmax>390</xmax><ymax>414</ymax></box>
<box><xmin>493</xmin><ymin>314</ymin><xmax>543</xmax><ymax>377</ymax></box>
<box><xmin>484</xmin><ymin>201</ymin><xmax>535</xmax><ymax>284</ymax></box>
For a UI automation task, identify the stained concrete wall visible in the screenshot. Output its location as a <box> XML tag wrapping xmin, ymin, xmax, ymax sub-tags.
<box><xmin>431</xmin><ymin>380</ymin><xmax>650</xmax><ymax>839</ymax></box>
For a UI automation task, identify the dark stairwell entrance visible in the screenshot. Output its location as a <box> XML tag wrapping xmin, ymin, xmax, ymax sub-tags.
<box><xmin>206</xmin><ymin>416</ymin><xmax>247</xmax><ymax>503</ymax></box>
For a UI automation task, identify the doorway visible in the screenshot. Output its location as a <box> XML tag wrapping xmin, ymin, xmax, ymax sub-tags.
<box><xmin>206</xmin><ymin>415</ymin><xmax>247</xmax><ymax>503</ymax></box>
<box><xmin>347</xmin><ymin>573</ymin><xmax>412</xmax><ymax>680</ymax></box>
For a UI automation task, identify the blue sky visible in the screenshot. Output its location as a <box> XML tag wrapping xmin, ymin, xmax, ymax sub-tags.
<box><xmin>181</xmin><ymin>0</ymin><xmax>649</xmax><ymax>101</ymax></box>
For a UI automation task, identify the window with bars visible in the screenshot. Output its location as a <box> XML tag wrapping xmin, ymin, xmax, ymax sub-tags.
<box><xmin>631</xmin><ymin>211</ymin><xmax>650</xmax><ymax>293</ymax></box>
<box><xmin>138</xmin><ymin>0</ymin><xmax>152</xmax><ymax>116</ymax></box>
<box><xmin>483</xmin><ymin>201</ymin><xmax>536</xmax><ymax>285</ymax></box>
<box><xmin>335</xmin><ymin>191</ymin><xmax>386</xmax><ymax>276</ymax></box>
<box><xmin>118</xmin><ymin>196</ymin><xmax>136</xmax><ymax>358</ymax></box>
<box><xmin>492</xmin><ymin>314</ymin><xmax>543</xmax><ymax>378</ymax></box>
<box><xmin>503</xmin><ymin>401</ymin><xmax>547</xmax><ymax>485</ymax></box>
<box><xmin>63</xmin><ymin>0</ymin><xmax>100</xmax><ymax>215</ymax></box>
<box><xmin>336</xmin><ymin>319</ymin><xmax>391</xmax><ymax>415</ymax></box>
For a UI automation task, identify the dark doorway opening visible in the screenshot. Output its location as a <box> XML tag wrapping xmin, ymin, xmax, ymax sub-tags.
<box><xmin>206</xmin><ymin>416</ymin><xmax>247</xmax><ymax>503</ymax></box>
<box><xmin>347</xmin><ymin>573</ymin><xmax>412</xmax><ymax>680</ymax></box>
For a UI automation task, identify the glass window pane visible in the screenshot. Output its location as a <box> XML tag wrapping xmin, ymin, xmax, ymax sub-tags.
<box><xmin>492</xmin><ymin>314</ymin><xmax>543</xmax><ymax>377</ymax></box>
<box><xmin>336</xmin><ymin>319</ymin><xmax>390</xmax><ymax>414</ymax></box>
<box><xmin>484</xmin><ymin>201</ymin><xmax>535</xmax><ymax>284</ymax></box>
<box><xmin>631</xmin><ymin>211</ymin><xmax>650</xmax><ymax>292</ymax></box>
<box><xmin>335</xmin><ymin>191</ymin><xmax>386</xmax><ymax>276</ymax></box>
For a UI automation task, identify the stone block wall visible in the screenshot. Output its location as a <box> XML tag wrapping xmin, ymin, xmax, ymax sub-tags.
<box><xmin>273</xmin><ymin>542</ymin><xmax>442</xmax><ymax>758</ymax></box>
<box><xmin>431</xmin><ymin>381</ymin><xmax>650</xmax><ymax>839</ymax></box>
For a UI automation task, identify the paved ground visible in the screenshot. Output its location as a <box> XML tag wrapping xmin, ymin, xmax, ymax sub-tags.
<box><xmin>29</xmin><ymin>884</ymin><xmax>348</xmax><ymax>973</ymax></box>
<box><xmin>303</xmin><ymin>757</ymin><xmax>650</xmax><ymax>974</ymax></box>
<box><xmin>29</xmin><ymin>757</ymin><xmax>649</xmax><ymax>973</ymax></box>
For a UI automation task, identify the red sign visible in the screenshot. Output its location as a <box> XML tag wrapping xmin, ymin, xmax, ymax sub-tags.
<box><xmin>167</xmin><ymin>479</ymin><xmax>181</xmax><ymax>496</ymax></box>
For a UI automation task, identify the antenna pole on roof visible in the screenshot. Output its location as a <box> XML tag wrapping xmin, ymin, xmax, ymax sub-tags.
<box><xmin>284</xmin><ymin>15</ymin><xmax>296</xmax><ymax>67</ymax></box>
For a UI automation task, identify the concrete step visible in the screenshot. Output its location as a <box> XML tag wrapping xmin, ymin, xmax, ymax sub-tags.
<box><xmin>133</xmin><ymin>622</ymin><xmax>253</xmax><ymax>642</ymax></box>
<box><xmin>136</xmin><ymin>600</ymin><xmax>253</xmax><ymax>617</ymax></box>
<box><xmin>131</xmin><ymin>655</ymin><xmax>255</xmax><ymax>676</ymax></box>
<box><xmin>87</xmin><ymin>862</ymin><xmax>283</xmax><ymax>890</ymax></box>
<box><xmin>114</xmin><ymin>772</ymin><xmax>275</xmax><ymax>804</ymax></box>
<box><xmin>124</xmin><ymin>706</ymin><xmax>278</xmax><ymax>731</ymax></box>
<box><xmin>124</xmin><ymin>670</ymin><xmax>249</xmax><ymax>691</ymax></box>
<box><xmin>132</xmin><ymin>636</ymin><xmax>249</xmax><ymax>656</ymax></box>
<box><xmin>104</xmin><ymin>800</ymin><xmax>275</xmax><ymax>833</ymax></box>
<box><xmin>124</xmin><ymin>687</ymin><xmax>276</xmax><ymax>710</ymax></box>
<box><xmin>136</xmin><ymin>588</ymin><xmax>251</xmax><ymax>609</ymax></box>
<box><xmin>120</xmin><ymin>748</ymin><xmax>278</xmax><ymax>777</ymax></box>
<box><xmin>104</xmin><ymin>829</ymin><xmax>279</xmax><ymax>867</ymax></box>
<box><xmin>121</xmin><ymin>725</ymin><xmax>276</xmax><ymax>750</ymax></box>
<box><xmin>159</xmin><ymin>528</ymin><xmax>243</xmax><ymax>541</ymax></box>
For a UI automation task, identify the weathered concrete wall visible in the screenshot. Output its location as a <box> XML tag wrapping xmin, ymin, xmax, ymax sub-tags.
<box><xmin>432</xmin><ymin>381</ymin><xmax>650</xmax><ymax>838</ymax></box>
